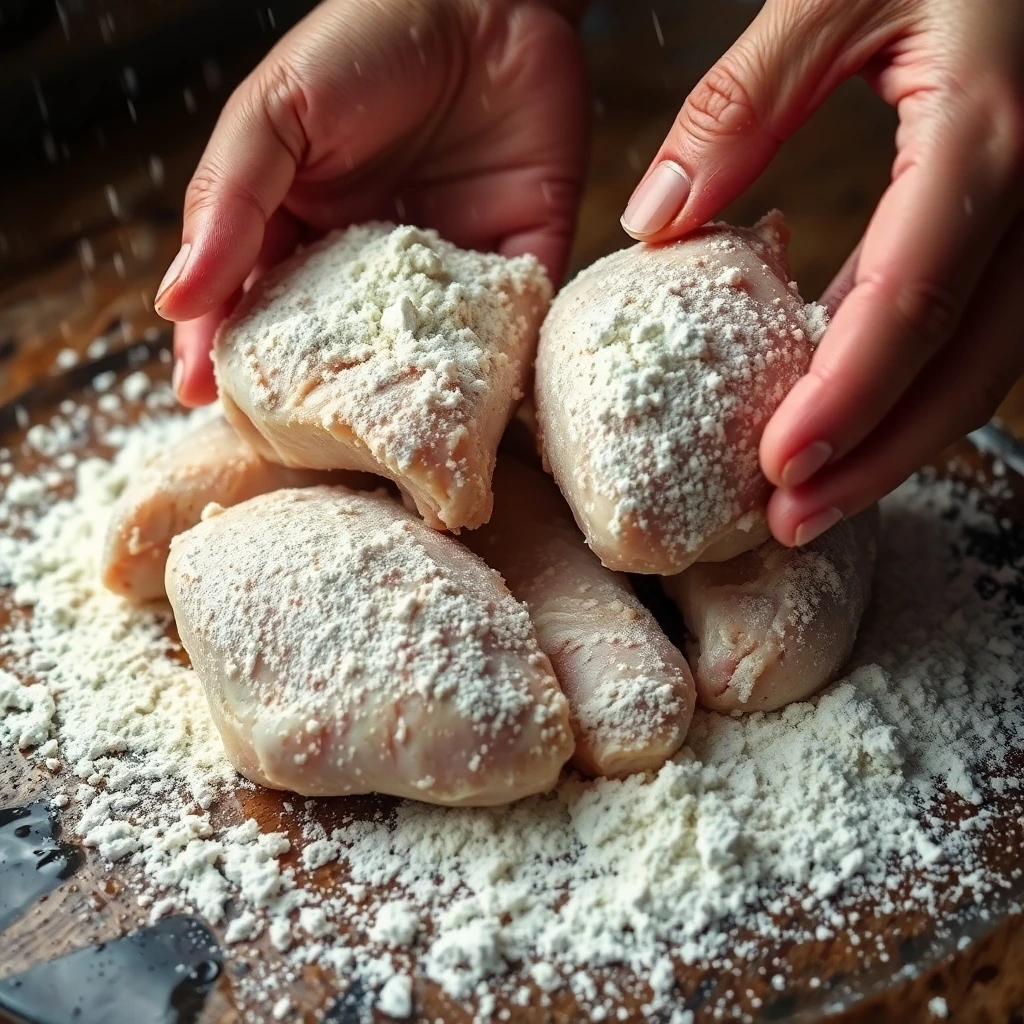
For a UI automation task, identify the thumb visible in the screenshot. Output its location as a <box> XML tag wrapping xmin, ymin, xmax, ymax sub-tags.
<box><xmin>153</xmin><ymin>0</ymin><xmax>459</xmax><ymax>323</ymax></box>
<box><xmin>620</xmin><ymin>0</ymin><xmax>862</xmax><ymax>242</ymax></box>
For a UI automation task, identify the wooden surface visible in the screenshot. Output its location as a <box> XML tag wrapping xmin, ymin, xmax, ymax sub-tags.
<box><xmin>1</xmin><ymin>348</ymin><xmax>1023</xmax><ymax>1024</ymax></box>
<box><xmin>1</xmin><ymin>2</ymin><xmax>1024</xmax><ymax>1022</ymax></box>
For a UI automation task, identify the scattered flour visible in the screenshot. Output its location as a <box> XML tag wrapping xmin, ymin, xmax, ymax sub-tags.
<box><xmin>1</xmin><ymin>389</ymin><xmax>1023</xmax><ymax>1022</ymax></box>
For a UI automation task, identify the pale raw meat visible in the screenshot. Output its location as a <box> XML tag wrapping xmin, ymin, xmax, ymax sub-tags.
<box><xmin>165</xmin><ymin>486</ymin><xmax>574</xmax><ymax>804</ymax></box>
<box><xmin>466</xmin><ymin>458</ymin><xmax>695</xmax><ymax>777</ymax></box>
<box><xmin>101</xmin><ymin>416</ymin><xmax>347</xmax><ymax>602</ymax></box>
<box><xmin>535</xmin><ymin>212</ymin><xmax>827</xmax><ymax>574</ymax></box>
<box><xmin>213</xmin><ymin>224</ymin><xmax>551</xmax><ymax>532</ymax></box>
<box><xmin>663</xmin><ymin>509</ymin><xmax>879</xmax><ymax>713</ymax></box>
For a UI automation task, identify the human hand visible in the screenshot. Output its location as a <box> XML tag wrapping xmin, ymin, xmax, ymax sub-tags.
<box><xmin>621</xmin><ymin>0</ymin><xmax>1024</xmax><ymax>547</ymax></box>
<box><xmin>154</xmin><ymin>0</ymin><xmax>589</xmax><ymax>407</ymax></box>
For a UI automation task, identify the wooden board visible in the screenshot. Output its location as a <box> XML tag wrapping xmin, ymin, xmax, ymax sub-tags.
<box><xmin>0</xmin><ymin>343</ymin><xmax>1023</xmax><ymax>1024</ymax></box>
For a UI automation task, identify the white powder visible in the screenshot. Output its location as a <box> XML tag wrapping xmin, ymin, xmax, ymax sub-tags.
<box><xmin>377</xmin><ymin>974</ymin><xmax>413</xmax><ymax>1019</ymax></box>
<box><xmin>0</xmin><ymin>667</ymin><xmax>54</xmax><ymax>748</ymax></box>
<box><xmin>370</xmin><ymin>901</ymin><xmax>421</xmax><ymax>947</ymax></box>
<box><xmin>214</xmin><ymin>222</ymin><xmax>551</xmax><ymax>530</ymax></box>
<box><xmin>1</xmin><ymin>397</ymin><xmax>1023</xmax><ymax>1021</ymax></box>
<box><xmin>928</xmin><ymin>995</ymin><xmax>949</xmax><ymax>1018</ymax></box>
<box><xmin>537</xmin><ymin>214</ymin><xmax>827</xmax><ymax>571</ymax></box>
<box><xmin>166</xmin><ymin>485</ymin><xmax>572</xmax><ymax>803</ymax></box>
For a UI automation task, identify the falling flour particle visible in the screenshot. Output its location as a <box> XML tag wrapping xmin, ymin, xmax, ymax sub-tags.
<box><xmin>0</xmin><ymin>400</ymin><xmax>1023</xmax><ymax>1021</ymax></box>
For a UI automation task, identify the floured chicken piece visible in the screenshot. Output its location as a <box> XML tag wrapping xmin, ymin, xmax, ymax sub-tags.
<box><xmin>166</xmin><ymin>486</ymin><xmax>574</xmax><ymax>805</ymax></box>
<box><xmin>663</xmin><ymin>508</ymin><xmax>879</xmax><ymax>713</ymax></box>
<box><xmin>466</xmin><ymin>458</ymin><xmax>695</xmax><ymax>777</ymax></box>
<box><xmin>536</xmin><ymin>212</ymin><xmax>827</xmax><ymax>575</ymax></box>
<box><xmin>213</xmin><ymin>223</ymin><xmax>552</xmax><ymax>532</ymax></box>
<box><xmin>101</xmin><ymin>416</ymin><xmax>348</xmax><ymax>602</ymax></box>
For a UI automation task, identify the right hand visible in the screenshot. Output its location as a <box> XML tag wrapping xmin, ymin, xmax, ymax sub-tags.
<box><xmin>154</xmin><ymin>0</ymin><xmax>590</xmax><ymax>406</ymax></box>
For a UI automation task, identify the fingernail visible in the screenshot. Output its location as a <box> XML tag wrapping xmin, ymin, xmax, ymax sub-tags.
<box><xmin>621</xmin><ymin>161</ymin><xmax>691</xmax><ymax>237</ymax></box>
<box><xmin>171</xmin><ymin>359</ymin><xmax>184</xmax><ymax>401</ymax></box>
<box><xmin>782</xmin><ymin>441</ymin><xmax>833</xmax><ymax>487</ymax></box>
<box><xmin>793</xmin><ymin>506</ymin><xmax>843</xmax><ymax>547</ymax></box>
<box><xmin>155</xmin><ymin>243</ymin><xmax>192</xmax><ymax>309</ymax></box>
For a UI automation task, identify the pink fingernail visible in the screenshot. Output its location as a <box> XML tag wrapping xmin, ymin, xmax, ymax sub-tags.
<box><xmin>171</xmin><ymin>359</ymin><xmax>184</xmax><ymax>401</ymax></box>
<box><xmin>155</xmin><ymin>243</ymin><xmax>192</xmax><ymax>309</ymax></box>
<box><xmin>620</xmin><ymin>161</ymin><xmax>691</xmax><ymax>237</ymax></box>
<box><xmin>793</xmin><ymin>507</ymin><xmax>843</xmax><ymax>547</ymax></box>
<box><xmin>781</xmin><ymin>441</ymin><xmax>833</xmax><ymax>487</ymax></box>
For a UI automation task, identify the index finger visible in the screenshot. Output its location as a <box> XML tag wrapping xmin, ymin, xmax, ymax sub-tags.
<box><xmin>759</xmin><ymin>93</ymin><xmax>1022</xmax><ymax>488</ymax></box>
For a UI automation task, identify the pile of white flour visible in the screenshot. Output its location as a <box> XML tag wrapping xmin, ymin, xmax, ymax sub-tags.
<box><xmin>1</xmin><ymin>377</ymin><xmax>1023</xmax><ymax>1022</ymax></box>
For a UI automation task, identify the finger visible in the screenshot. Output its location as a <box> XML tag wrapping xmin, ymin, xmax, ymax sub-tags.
<box><xmin>154</xmin><ymin>63</ymin><xmax>305</xmax><ymax>322</ymax></box>
<box><xmin>155</xmin><ymin>0</ymin><xmax>459</xmax><ymax>323</ymax></box>
<box><xmin>768</xmin><ymin>216</ymin><xmax>1024</xmax><ymax>546</ymax></box>
<box><xmin>410</xmin><ymin>169</ymin><xmax>582</xmax><ymax>285</ymax></box>
<box><xmin>619</xmin><ymin>0</ymin><xmax>889</xmax><ymax>241</ymax></box>
<box><xmin>173</xmin><ymin>209</ymin><xmax>300</xmax><ymax>407</ymax></box>
<box><xmin>172</xmin><ymin>297</ymin><xmax>236</xmax><ymax>408</ymax></box>
<box><xmin>760</xmin><ymin>98</ymin><xmax>1022</xmax><ymax>490</ymax></box>
<box><xmin>819</xmin><ymin>241</ymin><xmax>861</xmax><ymax>316</ymax></box>
<box><xmin>243</xmin><ymin>207</ymin><xmax>300</xmax><ymax>290</ymax></box>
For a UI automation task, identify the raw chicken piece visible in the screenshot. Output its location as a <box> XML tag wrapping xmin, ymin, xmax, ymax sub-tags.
<box><xmin>101</xmin><ymin>416</ymin><xmax>349</xmax><ymax>602</ymax></box>
<box><xmin>466</xmin><ymin>458</ymin><xmax>695</xmax><ymax>777</ymax></box>
<box><xmin>214</xmin><ymin>223</ymin><xmax>551</xmax><ymax>532</ymax></box>
<box><xmin>535</xmin><ymin>212</ymin><xmax>827</xmax><ymax>575</ymax></box>
<box><xmin>166</xmin><ymin>486</ymin><xmax>574</xmax><ymax>805</ymax></box>
<box><xmin>663</xmin><ymin>509</ymin><xmax>879</xmax><ymax>713</ymax></box>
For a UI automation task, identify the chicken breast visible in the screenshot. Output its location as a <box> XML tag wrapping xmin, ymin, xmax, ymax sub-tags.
<box><xmin>166</xmin><ymin>486</ymin><xmax>574</xmax><ymax>805</ymax></box>
<box><xmin>101</xmin><ymin>416</ymin><xmax>345</xmax><ymax>602</ymax></box>
<box><xmin>535</xmin><ymin>212</ymin><xmax>827</xmax><ymax>575</ymax></box>
<box><xmin>213</xmin><ymin>223</ymin><xmax>551</xmax><ymax>532</ymax></box>
<box><xmin>663</xmin><ymin>508</ymin><xmax>879</xmax><ymax>713</ymax></box>
<box><xmin>466</xmin><ymin>458</ymin><xmax>695</xmax><ymax>777</ymax></box>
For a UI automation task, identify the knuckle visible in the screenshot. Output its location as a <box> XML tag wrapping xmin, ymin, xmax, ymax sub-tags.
<box><xmin>183</xmin><ymin>168</ymin><xmax>223</xmax><ymax>220</ymax></box>
<box><xmin>249</xmin><ymin>57</ymin><xmax>310</xmax><ymax>166</ymax></box>
<box><xmin>682</xmin><ymin>56</ymin><xmax>764</xmax><ymax>143</ymax></box>
<box><xmin>184</xmin><ymin>164</ymin><xmax>268</xmax><ymax>224</ymax></box>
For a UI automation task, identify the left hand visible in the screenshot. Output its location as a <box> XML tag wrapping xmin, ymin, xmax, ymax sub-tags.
<box><xmin>621</xmin><ymin>0</ymin><xmax>1024</xmax><ymax>547</ymax></box>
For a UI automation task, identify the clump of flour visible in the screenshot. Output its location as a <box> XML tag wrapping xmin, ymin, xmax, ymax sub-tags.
<box><xmin>1</xmin><ymin>387</ymin><xmax>1023</xmax><ymax>1021</ymax></box>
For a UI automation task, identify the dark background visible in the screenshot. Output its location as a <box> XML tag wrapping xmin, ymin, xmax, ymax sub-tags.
<box><xmin>0</xmin><ymin>0</ymin><xmax>923</xmax><ymax>409</ymax></box>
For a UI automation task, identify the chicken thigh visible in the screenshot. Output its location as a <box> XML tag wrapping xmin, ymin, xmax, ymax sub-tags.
<box><xmin>466</xmin><ymin>458</ymin><xmax>695</xmax><ymax>778</ymax></box>
<box><xmin>166</xmin><ymin>486</ymin><xmax>574</xmax><ymax>805</ymax></box>
<box><xmin>213</xmin><ymin>223</ymin><xmax>552</xmax><ymax>532</ymax></box>
<box><xmin>535</xmin><ymin>212</ymin><xmax>827</xmax><ymax>575</ymax></box>
<box><xmin>663</xmin><ymin>508</ymin><xmax>879</xmax><ymax>713</ymax></box>
<box><xmin>101</xmin><ymin>416</ymin><xmax>346</xmax><ymax>602</ymax></box>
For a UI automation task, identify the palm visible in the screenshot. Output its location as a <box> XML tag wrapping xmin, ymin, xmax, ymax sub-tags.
<box><xmin>169</xmin><ymin>0</ymin><xmax>589</xmax><ymax>406</ymax></box>
<box><xmin>273</xmin><ymin>2</ymin><xmax>588</xmax><ymax>281</ymax></box>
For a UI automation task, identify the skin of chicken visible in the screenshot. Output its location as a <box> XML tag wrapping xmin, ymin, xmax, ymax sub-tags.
<box><xmin>212</xmin><ymin>228</ymin><xmax>551</xmax><ymax>533</ymax></box>
<box><xmin>165</xmin><ymin>486</ymin><xmax>575</xmax><ymax>805</ymax></box>
<box><xmin>535</xmin><ymin>214</ymin><xmax>819</xmax><ymax>575</ymax></box>
<box><xmin>663</xmin><ymin>507</ymin><xmax>879</xmax><ymax>713</ymax></box>
<box><xmin>465</xmin><ymin>457</ymin><xmax>695</xmax><ymax>777</ymax></box>
<box><xmin>101</xmin><ymin>417</ymin><xmax>359</xmax><ymax>602</ymax></box>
